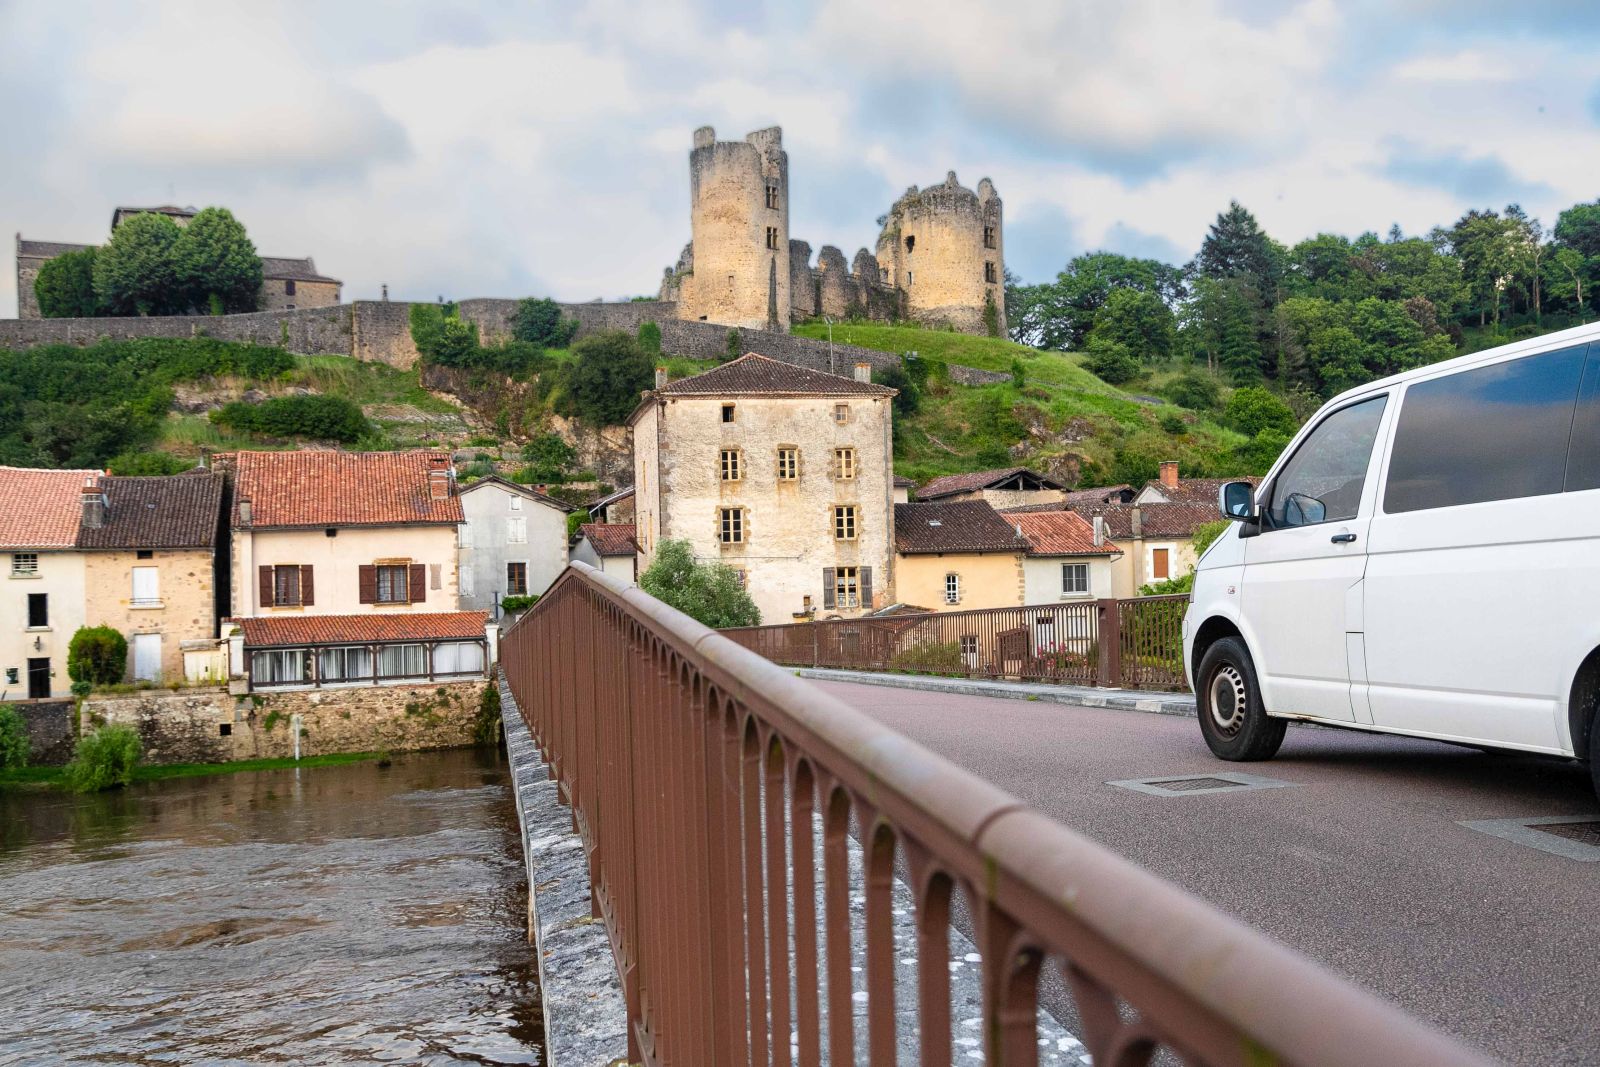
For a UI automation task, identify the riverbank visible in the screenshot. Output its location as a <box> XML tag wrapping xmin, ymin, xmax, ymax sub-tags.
<box><xmin>0</xmin><ymin>749</ymin><xmax>393</xmax><ymax>792</ymax></box>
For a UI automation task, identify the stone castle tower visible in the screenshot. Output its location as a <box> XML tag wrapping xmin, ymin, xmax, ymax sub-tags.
<box><xmin>671</xmin><ymin>126</ymin><xmax>790</xmax><ymax>331</ymax></box>
<box><xmin>875</xmin><ymin>173</ymin><xmax>1005</xmax><ymax>335</ymax></box>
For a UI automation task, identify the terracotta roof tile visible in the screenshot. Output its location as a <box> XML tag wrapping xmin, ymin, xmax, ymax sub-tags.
<box><xmin>1071</xmin><ymin>502</ymin><xmax>1222</xmax><ymax>539</ymax></box>
<box><xmin>234</xmin><ymin>611</ymin><xmax>489</xmax><ymax>648</ymax></box>
<box><xmin>656</xmin><ymin>353</ymin><xmax>896</xmax><ymax>398</ymax></box>
<box><xmin>229</xmin><ymin>451</ymin><xmax>464</xmax><ymax>529</ymax></box>
<box><xmin>0</xmin><ymin>466</ymin><xmax>99</xmax><ymax>549</ymax></box>
<box><xmin>77</xmin><ymin>473</ymin><xmax>225</xmax><ymax>550</ymax></box>
<box><xmin>916</xmin><ymin>466</ymin><xmax>1064</xmax><ymax>501</ymax></box>
<box><xmin>894</xmin><ymin>501</ymin><xmax>1029</xmax><ymax>554</ymax></box>
<box><xmin>1011</xmin><ymin>510</ymin><xmax>1120</xmax><ymax>556</ymax></box>
<box><xmin>578</xmin><ymin>523</ymin><xmax>638</xmax><ymax>556</ymax></box>
<box><xmin>1141</xmin><ymin>477</ymin><xmax>1258</xmax><ymax>505</ymax></box>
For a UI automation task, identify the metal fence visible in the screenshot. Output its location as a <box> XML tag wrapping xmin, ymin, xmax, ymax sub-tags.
<box><xmin>721</xmin><ymin>594</ymin><xmax>1192</xmax><ymax>692</ymax></box>
<box><xmin>501</xmin><ymin>562</ymin><xmax>1487</xmax><ymax>1067</ymax></box>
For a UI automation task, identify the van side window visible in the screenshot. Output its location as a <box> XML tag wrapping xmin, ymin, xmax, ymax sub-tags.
<box><xmin>1562</xmin><ymin>346</ymin><xmax>1600</xmax><ymax>492</ymax></box>
<box><xmin>1265</xmin><ymin>395</ymin><xmax>1387</xmax><ymax>529</ymax></box>
<box><xmin>1384</xmin><ymin>344</ymin><xmax>1587</xmax><ymax>514</ymax></box>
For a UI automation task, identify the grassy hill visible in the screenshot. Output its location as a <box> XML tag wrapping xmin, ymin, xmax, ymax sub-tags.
<box><xmin>792</xmin><ymin>322</ymin><xmax>1252</xmax><ymax>487</ymax></box>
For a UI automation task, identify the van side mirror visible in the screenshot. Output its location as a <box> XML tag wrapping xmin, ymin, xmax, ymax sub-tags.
<box><xmin>1219</xmin><ymin>481</ymin><xmax>1258</xmax><ymax>523</ymax></box>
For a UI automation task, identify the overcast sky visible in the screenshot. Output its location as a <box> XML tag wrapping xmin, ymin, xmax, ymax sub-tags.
<box><xmin>3</xmin><ymin>0</ymin><xmax>1597</xmax><ymax>317</ymax></box>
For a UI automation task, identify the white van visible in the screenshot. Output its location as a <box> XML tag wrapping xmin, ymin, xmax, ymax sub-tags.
<box><xmin>1183</xmin><ymin>320</ymin><xmax>1600</xmax><ymax>796</ymax></box>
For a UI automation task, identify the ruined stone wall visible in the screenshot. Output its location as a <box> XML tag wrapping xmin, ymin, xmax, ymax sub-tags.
<box><xmin>0</xmin><ymin>304</ymin><xmax>352</xmax><ymax>354</ymax></box>
<box><xmin>349</xmin><ymin>300</ymin><xmax>419</xmax><ymax>367</ymax></box>
<box><xmin>875</xmin><ymin>173</ymin><xmax>1004</xmax><ymax>336</ymax></box>
<box><xmin>676</xmin><ymin>126</ymin><xmax>790</xmax><ymax>331</ymax></box>
<box><xmin>84</xmin><ymin>679</ymin><xmax>487</xmax><ymax>765</ymax></box>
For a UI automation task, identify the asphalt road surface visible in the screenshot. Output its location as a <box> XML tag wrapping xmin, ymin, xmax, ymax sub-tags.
<box><xmin>815</xmin><ymin>678</ymin><xmax>1599</xmax><ymax>1066</ymax></box>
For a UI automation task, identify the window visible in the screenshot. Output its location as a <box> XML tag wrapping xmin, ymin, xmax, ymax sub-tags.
<box><xmin>131</xmin><ymin>566</ymin><xmax>160</xmax><ymax>606</ymax></box>
<box><xmin>719</xmin><ymin>507</ymin><xmax>745</xmax><ymax>544</ymax></box>
<box><xmin>766</xmin><ymin>226</ymin><xmax>780</xmax><ymax>250</ymax></box>
<box><xmin>720</xmin><ymin>448</ymin><xmax>742</xmax><ymax>482</ymax></box>
<box><xmin>376</xmin><ymin>564</ymin><xmax>409</xmax><ymax>603</ymax></box>
<box><xmin>776</xmin><ymin>447</ymin><xmax>799</xmax><ymax>481</ymax></box>
<box><xmin>461</xmin><ymin>567</ymin><xmax>475</xmax><ymax>597</ymax></box>
<box><xmin>984</xmin><ymin>261</ymin><xmax>998</xmax><ymax>283</ymax></box>
<box><xmin>506</xmin><ymin>562</ymin><xmax>528</xmax><ymax>596</ymax></box>
<box><xmin>11</xmin><ymin>553</ymin><xmax>37</xmax><ymax>576</ymax></box>
<box><xmin>434</xmin><ymin>641</ymin><xmax>485</xmax><ymax>676</ymax></box>
<box><xmin>252</xmin><ymin>649</ymin><xmax>308</xmax><ymax>686</ymax></box>
<box><xmin>273</xmin><ymin>566</ymin><xmax>302</xmax><ymax>607</ymax></box>
<box><xmin>1062</xmin><ymin>563</ymin><xmax>1089</xmax><ymax>594</ymax></box>
<box><xmin>907</xmin><ymin>270</ymin><xmax>914</xmax><ymax>285</ymax></box>
<box><xmin>984</xmin><ymin>225</ymin><xmax>997</xmax><ymax>249</ymax></box>
<box><xmin>509</xmin><ymin>496</ymin><xmax>523</xmax><ymax>511</ymax></box>
<box><xmin>458</xmin><ymin>523</ymin><xmax>472</xmax><ymax>548</ymax></box>
<box><xmin>136</xmin><ymin>549</ymin><xmax>153</xmax><ymax>560</ymax></box>
<box><xmin>765</xmin><ymin>184</ymin><xmax>780</xmax><ymax>210</ymax></box>
<box><xmin>1150</xmin><ymin>548</ymin><xmax>1170</xmax><ymax>581</ymax></box>
<box><xmin>960</xmin><ymin>635</ymin><xmax>978</xmax><ymax>660</ymax></box>
<box><xmin>833</xmin><ymin>505</ymin><xmax>857</xmax><ymax>540</ymax></box>
<box><xmin>1387</xmin><ymin>344</ymin><xmax>1587</xmax><ymax>513</ymax></box>
<box><xmin>722</xmin><ymin>403</ymin><xmax>736</xmax><ymax>423</ymax></box>
<box><xmin>26</xmin><ymin>593</ymin><xmax>47</xmax><ymax>628</ymax></box>
<box><xmin>377</xmin><ymin>643</ymin><xmax>427</xmax><ymax>678</ymax></box>
<box><xmin>285</xmin><ymin>304</ymin><xmax>296</xmax><ymax>310</ymax></box>
<box><xmin>833</xmin><ymin>447</ymin><xmax>856</xmax><ymax>479</ymax></box>
<box><xmin>833</xmin><ymin>403</ymin><xmax>850</xmax><ymax>425</ymax></box>
<box><xmin>905</xmin><ymin>235</ymin><xmax>915</xmax><ymax>254</ymax></box>
<box><xmin>284</xmin><ymin>279</ymin><xmax>297</xmax><ymax>296</ymax></box>
<box><xmin>319</xmin><ymin>645</ymin><xmax>374</xmax><ymax>684</ymax></box>
<box><xmin>835</xmin><ymin>566</ymin><xmax>860</xmax><ymax>609</ymax></box>
<box><xmin>507</xmin><ymin>516</ymin><xmax>527</xmax><ymax>543</ymax></box>
<box><xmin>945</xmin><ymin>573</ymin><xmax>961</xmax><ymax>605</ymax></box>
<box><xmin>1265</xmin><ymin>395</ymin><xmax>1388</xmax><ymax>528</ymax></box>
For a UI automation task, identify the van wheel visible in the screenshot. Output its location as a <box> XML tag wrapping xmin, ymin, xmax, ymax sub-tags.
<box><xmin>1589</xmin><ymin>714</ymin><xmax>1600</xmax><ymax>803</ymax></box>
<box><xmin>1196</xmin><ymin>637</ymin><xmax>1285</xmax><ymax>761</ymax></box>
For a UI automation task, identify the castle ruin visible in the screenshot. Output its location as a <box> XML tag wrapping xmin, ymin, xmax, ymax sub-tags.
<box><xmin>659</xmin><ymin>126</ymin><xmax>1005</xmax><ymax>337</ymax></box>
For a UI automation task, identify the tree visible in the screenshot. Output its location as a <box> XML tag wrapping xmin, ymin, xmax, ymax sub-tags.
<box><xmin>724</xmin><ymin>328</ymin><xmax>743</xmax><ymax>362</ymax></box>
<box><xmin>562</xmin><ymin>329</ymin><xmax>654</xmax><ymax>425</ymax></box>
<box><xmin>1549</xmin><ymin>247</ymin><xmax>1591</xmax><ymax>320</ymax></box>
<box><xmin>1222</xmin><ymin>387</ymin><xmax>1298</xmax><ymax>437</ymax></box>
<box><xmin>1186</xmin><ymin>276</ymin><xmax>1266</xmax><ymax>382</ymax></box>
<box><xmin>94</xmin><ymin>212</ymin><xmax>184</xmax><ymax>315</ymax></box>
<box><xmin>1090</xmin><ymin>287</ymin><xmax>1176</xmax><ymax>362</ymax></box>
<box><xmin>639</xmin><ymin>539</ymin><xmax>760</xmax><ymax>629</ymax></box>
<box><xmin>173</xmin><ymin>207</ymin><xmax>263</xmax><ymax>314</ymax></box>
<box><xmin>68</xmin><ymin>625</ymin><xmax>128</xmax><ymax>687</ymax></box>
<box><xmin>410</xmin><ymin>302</ymin><xmax>481</xmax><ymax>366</ymax></box>
<box><xmin>520</xmin><ymin>432</ymin><xmax>577</xmax><ymax>481</ymax></box>
<box><xmin>1162</xmin><ymin>370</ymin><xmax>1221</xmax><ymax>411</ymax></box>
<box><xmin>511</xmin><ymin>297</ymin><xmax>578</xmax><ymax>348</ymax></box>
<box><xmin>637</xmin><ymin>321</ymin><xmax>662</xmax><ymax>354</ymax></box>
<box><xmin>1016</xmin><ymin>252</ymin><xmax>1185</xmax><ymax>350</ymax></box>
<box><xmin>1081</xmin><ymin>337</ymin><xmax>1140</xmax><ymax>384</ymax></box>
<box><xmin>1194</xmin><ymin>201</ymin><xmax>1284</xmax><ymax>297</ymax></box>
<box><xmin>34</xmin><ymin>247</ymin><xmax>99</xmax><ymax>318</ymax></box>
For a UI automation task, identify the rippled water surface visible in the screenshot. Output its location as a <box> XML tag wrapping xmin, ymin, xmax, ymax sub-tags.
<box><xmin>0</xmin><ymin>749</ymin><xmax>542</xmax><ymax>1066</ymax></box>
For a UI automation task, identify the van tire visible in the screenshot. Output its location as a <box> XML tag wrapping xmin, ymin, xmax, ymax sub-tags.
<box><xmin>1196</xmin><ymin>637</ymin><xmax>1285</xmax><ymax>761</ymax></box>
<box><xmin>1589</xmin><ymin>713</ymin><xmax>1600</xmax><ymax>803</ymax></box>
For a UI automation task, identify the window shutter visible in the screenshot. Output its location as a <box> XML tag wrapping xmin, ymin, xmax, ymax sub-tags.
<box><xmin>359</xmin><ymin>565</ymin><xmax>377</xmax><ymax>604</ymax></box>
<box><xmin>300</xmin><ymin>565</ymin><xmax>314</xmax><ymax>606</ymax></box>
<box><xmin>259</xmin><ymin>565</ymin><xmax>273</xmax><ymax>608</ymax></box>
<box><xmin>860</xmin><ymin>566</ymin><xmax>873</xmax><ymax>609</ymax></box>
<box><xmin>822</xmin><ymin>568</ymin><xmax>836</xmax><ymax>609</ymax></box>
<box><xmin>409</xmin><ymin>563</ymin><xmax>427</xmax><ymax>604</ymax></box>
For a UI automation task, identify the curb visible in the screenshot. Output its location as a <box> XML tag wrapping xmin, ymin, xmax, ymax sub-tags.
<box><xmin>795</xmin><ymin>667</ymin><xmax>1198</xmax><ymax>718</ymax></box>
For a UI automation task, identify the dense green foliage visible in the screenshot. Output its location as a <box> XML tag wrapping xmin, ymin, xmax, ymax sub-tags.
<box><xmin>34</xmin><ymin>247</ymin><xmax>100</xmax><ymax>318</ymax></box>
<box><xmin>639</xmin><ymin>540</ymin><xmax>760</xmax><ymax>629</ymax></box>
<box><xmin>411</xmin><ymin>302</ymin><xmax>550</xmax><ymax>376</ymax></box>
<box><xmin>566</xmin><ymin>508</ymin><xmax>591</xmax><ymax>539</ymax></box>
<box><xmin>500</xmin><ymin>594</ymin><xmax>540</xmax><ymax>614</ymax></box>
<box><xmin>562</xmin><ymin>330</ymin><xmax>654</xmax><ymax>425</ymax></box>
<box><xmin>107</xmin><ymin>451</ymin><xmax>194</xmax><ymax>476</ymax></box>
<box><xmin>173</xmin><ymin>207</ymin><xmax>263</xmax><ymax>314</ymax></box>
<box><xmin>64</xmin><ymin>724</ymin><xmax>143</xmax><ymax>793</ymax></box>
<box><xmin>90</xmin><ymin>208</ymin><xmax>264</xmax><ymax>316</ymax></box>
<box><xmin>520</xmin><ymin>433</ymin><xmax>577</xmax><ymax>481</ymax></box>
<box><xmin>212</xmin><ymin>394</ymin><xmax>373</xmax><ymax>442</ymax></box>
<box><xmin>1222</xmin><ymin>387</ymin><xmax>1298</xmax><ymax>437</ymax></box>
<box><xmin>0</xmin><ymin>704</ymin><xmax>27</xmax><ymax>771</ymax></box>
<box><xmin>68</xmin><ymin>626</ymin><xmax>127</xmax><ymax>686</ymax></box>
<box><xmin>1082</xmin><ymin>337</ymin><xmax>1140</xmax><ymax>384</ymax></box>
<box><xmin>474</xmin><ymin>684</ymin><xmax>502</xmax><ymax>745</ymax></box>
<box><xmin>637</xmin><ymin>320</ymin><xmax>662</xmax><ymax>354</ymax></box>
<box><xmin>511</xmin><ymin>297</ymin><xmax>578</xmax><ymax>348</ymax></box>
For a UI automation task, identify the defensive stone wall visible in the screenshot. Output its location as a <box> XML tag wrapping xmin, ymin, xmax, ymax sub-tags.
<box><xmin>0</xmin><ymin>304</ymin><xmax>352</xmax><ymax>354</ymax></box>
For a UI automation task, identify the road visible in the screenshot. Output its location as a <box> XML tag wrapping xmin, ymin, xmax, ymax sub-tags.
<box><xmin>816</xmin><ymin>678</ymin><xmax>1599</xmax><ymax>1066</ymax></box>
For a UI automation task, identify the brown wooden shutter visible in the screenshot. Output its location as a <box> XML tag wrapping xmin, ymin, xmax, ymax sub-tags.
<box><xmin>822</xmin><ymin>567</ymin><xmax>835</xmax><ymax>609</ymax></box>
<box><xmin>299</xmin><ymin>565</ymin><xmax>314</xmax><ymax>606</ymax></box>
<box><xmin>358</xmin><ymin>565</ymin><xmax>377</xmax><ymax>604</ymax></box>
<box><xmin>409</xmin><ymin>563</ymin><xmax>427</xmax><ymax>604</ymax></box>
<box><xmin>860</xmin><ymin>566</ymin><xmax>873</xmax><ymax>610</ymax></box>
<box><xmin>259</xmin><ymin>565</ymin><xmax>273</xmax><ymax>608</ymax></box>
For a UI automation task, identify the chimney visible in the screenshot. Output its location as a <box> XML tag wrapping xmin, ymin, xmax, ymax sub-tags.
<box><xmin>1131</xmin><ymin>507</ymin><xmax>1143</xmax><ymax>540</ymax></box>
<box><xmin>238</xmin><ymin>499</ymin><xmax>252</xmax><ymax>526</ymax></box>
<box><xmin>853</xmin><ymin>361</ymin><xmax>872</xmax><ymax>384</ymax></box>
<box><xmin>381</xmin><ymin>283</ymin><xmax>389</xmax><ymax>302</ymax></box>
<box><xmin>80</xmin><ymin>477</ymin><xmax>107</xmax><ymax>529</ymax></box>
<box><xmin>655</xmin><ymin>366</ymin><xmax>668</xmax><ymax>389</ymax></box>
<box><xmin>1159</xmin><ymin>460</ymin><xmax>1179</xmax><ymax>489</ymax></box>
<box><xmin>1092</xmin><ymin>515</ymin><xmax>1105</xmax><ymax>547</ymax></box>
<box><xmin>427</xmin><ymin>454</ymin><xmax>453</xmax><ymax>499</ymax></box>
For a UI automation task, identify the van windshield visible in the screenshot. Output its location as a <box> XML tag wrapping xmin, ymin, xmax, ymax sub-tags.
<box><xmin>1265</xmin><ymin>395</ymin><xmax>1387</xmax><ymax>529</ymax></box>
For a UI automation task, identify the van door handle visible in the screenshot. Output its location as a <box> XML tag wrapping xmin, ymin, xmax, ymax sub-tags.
<box><xmin>1330</xmin><ymin>532</ymin><xmax>1357</xmax><ymax>544</ymax></box>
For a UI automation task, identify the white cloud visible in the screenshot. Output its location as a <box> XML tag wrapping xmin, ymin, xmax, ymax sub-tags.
<box><xmin>1391</xmin><ymin>49</ymin><xmax>1518</xmax><ymax>82</ymax></box>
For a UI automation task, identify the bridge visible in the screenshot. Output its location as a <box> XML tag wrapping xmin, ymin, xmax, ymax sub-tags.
<box><xmin>501</xmin><ymin>563</ymin><xmax>1489</xmax><ymax>1066</ymax></box>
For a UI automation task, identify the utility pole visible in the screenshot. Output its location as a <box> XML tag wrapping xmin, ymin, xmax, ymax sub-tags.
<box><xmin>825</xmin><ymin>316</ymin><xmax>835</xmax><ymax>375</ymax></box>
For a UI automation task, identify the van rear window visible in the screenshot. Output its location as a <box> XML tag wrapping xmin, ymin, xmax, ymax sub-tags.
<box><xmin>1384</xmin><ymin>343</ymin><xmax>1587</xmax><ymax>514</ymax></box>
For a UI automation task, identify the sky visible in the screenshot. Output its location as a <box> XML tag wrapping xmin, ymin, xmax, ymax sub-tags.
<box><xmin>3</xmin><ymin>0</ymin><xmax>1598</xmax><ymax>318</ymax></box>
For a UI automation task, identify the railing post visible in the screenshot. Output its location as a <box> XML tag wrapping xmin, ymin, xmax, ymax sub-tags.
<box><xmin>812</xmin><ymin>619</ymin><xmax>819</xmax><ymax>669</ymax></box>
<box><xmin>1096</xmin><ymin>598</ymin><xmax>1121</xmax><ymax>689</ymax></box>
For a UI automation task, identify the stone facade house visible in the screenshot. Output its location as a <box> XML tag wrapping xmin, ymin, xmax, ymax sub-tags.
<box><xmin>570</xmin><ymin>523</ymin><xmax>638</xmax><ymax>582</ymax></box>
<box><xmin>631</xmin><ymin>353</ymin><xmax>897</xmax><ymax>623</ymax></box>
<box><xmin>915</xmin><ymin>467</ymin><xmax>1066</xmax><ymax>510</ymax></box>
<box><xmin>1009</xmin><ymin>510</ymin><xmax>1121</xmax><ymax>605</ymax></box>
<box><xmin>893</xmin><ymin>501</ymin><xmax>1028</xmax><ymax>612</ymax></box>
<box><xmin>587</xmin><ymin>485</ymin><xmax>636</xmax><ymax>525</ymax></box>
<box><xmin>77</xmin><ymin>471</ymin><xmax>228</xmax><ymax>684</ymax></box>
<box><xmin>457</xmin><ymin>476</ymin><xmax>572</xmax><ymax>616</ymax></box>
<box><xmin>0</xmin><ymin>467</ymin><xmax>96</xmax><ymax>700</ymax></box>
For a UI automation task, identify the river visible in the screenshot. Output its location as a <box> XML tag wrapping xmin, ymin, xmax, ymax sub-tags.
<box><xmin>0</xmin><ymin>748</ymin><xmax>543</xmax><ymax>1066</ymax></box>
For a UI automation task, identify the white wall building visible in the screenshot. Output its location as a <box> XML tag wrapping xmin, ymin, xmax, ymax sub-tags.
<box><xmin>458</xmin><ymin>476</ymin><xmax>572</xmax><ymax>614</ymax></box>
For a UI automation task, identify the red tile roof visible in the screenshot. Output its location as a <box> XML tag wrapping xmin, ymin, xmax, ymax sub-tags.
<box><xmin>234</xmin><ymin>611</ymin><xmax>489</xmax><ymax>648</ymax></box>
<box><xmin>229</xmin><ymin>451</ymin><xmax>464</xmax><ymax>529</ymax></box>
<box><xmin>0</xmin><ymin>466</ymin><xmax>100</xmax><ymax>549</ymax></box>
<box><xmin>894</xmin><ymin>502</ymin><xmax>1029</xmax><ymax>554</ymax></box>
<box><xmin>656</xmin><ymin>353</ymin><xmax>897</xmax><ymax>398</ymax></box>
<box><xmin>1011</xmin><ymin>510</ymin><xmax>1120</xmax><ymax>557</ymax></box>
<box><xmin>578</xmin><ymin>523</ymin><xmax>638</xmax><ymax>557</ymax></box>
<box><xmin>1071</xmin><ymin>502</ymin><xmax>1222</xmax><ymax>539</ymax></box>
<box><xmin>916</xmin><ymin>466</ymin><xmax>1064</xmax><ymax>501</ymax></box>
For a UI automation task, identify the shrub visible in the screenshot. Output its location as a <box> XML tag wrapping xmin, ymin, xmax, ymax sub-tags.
<box><xmin>1159</xmin><ymin>410</ymin><xmax>1188</xmax><ymax>434</ymax></box>
<box><xmin>561</xmin><ymin>330</ymin><xmax>654</xmax><ymax>425</ymax></box>
<box><xmin>0</xmin><ymin>704</ymin><xmax>28</xmax><ymax>771</ymax></box>
<box><xmin>212</xmin><ymin>394</ymin><xmax>372</xmax><ymax>442</ymax></box>
<box><xmin>107</xmin><ymin>451</ymin><xmax>193</xmax><ymax>476</ymax></box>
<box><xmin>567</xmin><ymin>508</ymin><xmax>591</xmax><ymax>539</ymax></box>
<box><xmin>64</xmin><ymin>723</ymin><xmax>142</xmax><ymax>792</ymax></box>
<box><xmin>500</xmin><ymin>594</ymin><xmax>540</xmax><ymax>614</ymax></box>
<box><xmin>639</xmin><ymin>540</ymin><xmax>760</xmax><ymax>629</ymax></box>
<box><xmin>1222</xmin><ymin>387</ymin><xmax>1298</xmax><ymax>437</ymax></box>
<box><xmin>1162</xmin><ymin>370</ymin><xmax>1222</xmax><ymax>411</ymax></box>
<box><xmin>889</xmin><ymin>641</ymin><xmax>965</xmax><ymax>674</ymax></box>
<box><xmin>724</xmin><ymin>328</ymin><xmax>743</xmax><ymax>362</ymax></box>
<box><xmin>520</xmin><ymin>433</ymin><xmax>576</xmax><ymax>481</ymax></box>
<box><xmin>511</xmin><ymin>297</ymin><xmax>578</xmax><ymax>348</ymax></box>
<box><xmin>637</xmin><ymin>321</ymin><xmax>662</xmax><ymax>354</ymax></box>
<box><xmin>1082</xmin><ymin>337</ymin><xmax>1140</xmax><ymax>385</ymax></box>
<box><xmin>1008</xmin><ymin>357</ymin><xmax>1027</xmax><ymax>389</ymax></box>
<box><xmin>68</xmin><ymin>626</ymin><xmax>127</xmax><ymax>687</ymax></box>
<box><xmin>474</xmin><ymin>684</ymin><xmax>502</xmax><ymax>745</ymax></box>
<box><xmin>982</xmin><ymin>291</ymin><xmax>1001</xmax><ymax>337</ymax></box>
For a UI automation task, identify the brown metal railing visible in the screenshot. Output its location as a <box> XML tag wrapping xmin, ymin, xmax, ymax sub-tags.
<box><xmin>722</xmin><ymin>595</ymin><xmax>1191</xmax><ymax>691</ymax></box>
<box><xmin>501</xmin><ymin>562</ymin><xmax>1489</xmax><ymax>1067</ymax></box>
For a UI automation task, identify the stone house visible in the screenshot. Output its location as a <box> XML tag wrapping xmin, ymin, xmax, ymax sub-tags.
<box><xmin>587</xmin><ymin>485</ymin><xmax>635</xmax><ymax>525</ymax></box>
<box><xmin>457</xmin><ymin>476</ymin><xmax>572</xmax><ymax>616</ymax></box>
<box><xmin>631</xmin><ymin>353</ymin><xmax>897</xmax><ymax>623</ymax></box>
<box><xmin>570</xmin><ymin>523</ymin><xmax>638</xmax><ymax>582</ymax></box>
<box><xmin>915</xmin><ymin>466</ymin><xmax>1067</xmax><ymax>510</ymax></box>
<box><xmin>77</xmin><ymin>471</ymin><xmax>228</xmax><ymax>684</ymax></box>
<box><xmin>1009</xmin><ymin>510</ymin><xmax>1121</xmax><ymax>605</ymax></box>
<box><xmin>0</xmin><ymin>467</ymin><xmax>95</xmax><ymax>700</ymax></box>
<box><xmin>892</xmin><ymin>501</ymin><xmax>1028</xmax><ymax>612</ymax></box>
